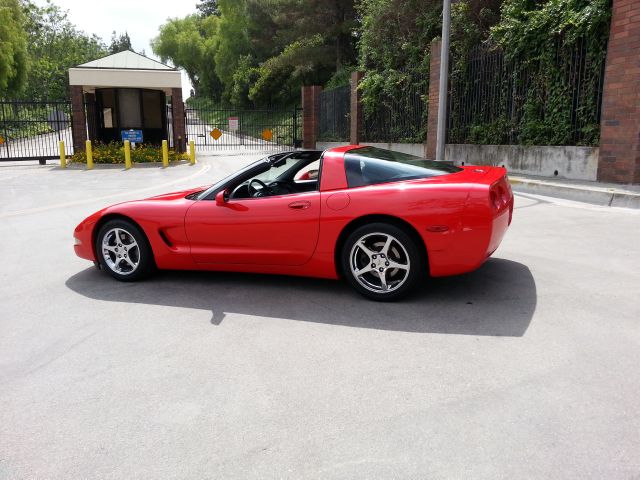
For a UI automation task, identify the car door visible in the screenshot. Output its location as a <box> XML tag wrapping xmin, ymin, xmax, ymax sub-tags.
<box><xmin>184</xmin><ymin>191</ymin><xmax>321</xmax><ymax>266</ymax></box>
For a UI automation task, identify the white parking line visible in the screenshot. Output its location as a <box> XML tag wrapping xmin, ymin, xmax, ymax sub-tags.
<box><xmin>0</xmin><ymin>163</ymin><xmax>211</xmax><ymax>219</ymax></box>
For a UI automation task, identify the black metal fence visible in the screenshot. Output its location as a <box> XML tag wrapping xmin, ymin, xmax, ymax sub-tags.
<box><xmin>0</xmin><ymin>100</ymin><xmax>73</xmax><ymax>161</ymax></box>
<box><xmin>185</xmin><ymin>102</ymin><xmax>302</xmax><ymax>151</ymax></box>
<box><xmin>448</xmin><ymin>39</ymin><xmax>606</xmax><ymax>146</ymax></box>
<box><xmin>318</xmin><ymin>85</ymin><xmax>350</xmax><ymax>142</ymax></box>
<box><xmin>362</xmin><ymin>71</ymin><xmax>428</xmax><ymax>143</ymax></box>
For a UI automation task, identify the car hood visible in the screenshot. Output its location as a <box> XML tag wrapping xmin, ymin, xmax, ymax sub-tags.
<box><xmin>144</xmin><ymin>185</ymin><xmax>210</xmax><ymax>201</ymax></box>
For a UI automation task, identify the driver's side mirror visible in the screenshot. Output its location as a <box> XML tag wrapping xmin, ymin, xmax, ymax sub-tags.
<box><xmin>215</xmin><ymin>190</ymin><xmax>229</xmax><ymax>206</ymax></box>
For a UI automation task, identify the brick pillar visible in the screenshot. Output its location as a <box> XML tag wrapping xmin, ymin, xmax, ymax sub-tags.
<box><xmin>597</xmin><ymin>0</ymin><xmax>640</xmax><ymax>184</ymax></box>
<box><xmin>171</xmin><ymin>88</ymin><xmax>186</xmax><ymax>153</ymax></box>
<box><xmin>84</xmin><ymin>93</ymin><xmax>96</xmax><ymax>142</ymax></box>
<box><xmin>350</xmin><ymin>71</ymin><xmax>364</xmax><ymax>145</ymax></box>
<box><xmin>70</xmin><ymin>85</ymin><xmax>87</xmax><ymax>152</ymax></box>
<box><xmin>425</xmin><ymin>40</ymin><xmax>442</xmax><ymax>159</ymax></box>
<box><xmin>301</xmin><ymin>85</ymin><xmax>321</xmax><ymax>149</ymax></box>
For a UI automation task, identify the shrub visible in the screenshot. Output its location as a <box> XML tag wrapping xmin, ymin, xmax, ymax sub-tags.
<box><xmin>71</xmin><ymin>142</ymin><xmax>188</xmax><ymax>164</ymax></box>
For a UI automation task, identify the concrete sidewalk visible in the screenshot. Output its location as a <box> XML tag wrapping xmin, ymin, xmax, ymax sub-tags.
<box><xmin>509</xmin><ymin>174</ymin><xmax>640</xmax><ymax>209</ymax></box>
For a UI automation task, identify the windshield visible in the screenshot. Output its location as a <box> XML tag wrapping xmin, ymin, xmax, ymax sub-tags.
<box><xmin>196</xmin><ymin>158</ymin><xmax>268</xmax><ymax>200</ymax></box>
<box><xmin>252</xmin><ymin>155</ymin><xmax>310</xmax><ymax>183</ymax></box>
<box><xmin>195</xmin><ymin>151</ymin><xmax>321</xmax><ymax>200</ymax></box>
<box><xmin>344</xmin><ymin>146</ymin><xmax>462</xmax><ymax>188</ymax></box>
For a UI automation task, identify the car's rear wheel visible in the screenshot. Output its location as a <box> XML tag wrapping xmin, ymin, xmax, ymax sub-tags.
<box><xmin>95</xmin><ymin>219</ymin><xmax>154</xmax><ymax>281</ymax></box>
<box><xmin>341</xmin><ymin>223</ymin><xmax>423</xmax><ymax>301</ymax></box>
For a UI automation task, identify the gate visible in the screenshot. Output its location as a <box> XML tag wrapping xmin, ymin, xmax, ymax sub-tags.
<box><xmin>184</xmin><ymin>104</ymin><xmax>302</xmax><ymax>151</ymax></box>
<box><xmin>318</xmin><ymin>85</ymin><xmax>350</xmax><ymax>142</ymax></box>
<box><xmin>0</xmin><ymin>100</ymin><xmax>74</xmax><ymax>161</ymax></box>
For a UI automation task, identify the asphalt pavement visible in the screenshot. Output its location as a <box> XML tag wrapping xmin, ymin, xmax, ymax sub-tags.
<box><xmin>1</xmin><ymin>153</ymin><xmax>639</xmax><ymax>479</ymax></box>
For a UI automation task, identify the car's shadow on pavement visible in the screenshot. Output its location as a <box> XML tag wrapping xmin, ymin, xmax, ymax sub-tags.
<box><xmin>66</xmin><ymin>258</ymin><xmax>536</xmax><ymax>336</ymax></box>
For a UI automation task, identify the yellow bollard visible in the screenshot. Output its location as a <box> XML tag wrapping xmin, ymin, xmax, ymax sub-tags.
<box><xmin>189</xmin><ymin>140</ymin><xmax>196</xmax><ymax>165</ymax></box>
<box><xmin>86</xmin><ymin>140</ymin><xmax>94</xmax><ymax>170</ymax></box>
<box><xmin>162</xmin><ymin>140</ymin><xmax>169</xmax><ymax>168</ymax></box>
<box><xmin>124</xmin><ymin>140</ymin><xmax>132</xmax><ymax>170</ymax></box>
<box><xmin>59</xmin><ymin>141</ymin><xmax>66</xmax><ymax>168</ymax></box>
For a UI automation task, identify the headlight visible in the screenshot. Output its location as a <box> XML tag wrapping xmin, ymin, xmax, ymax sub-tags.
<box><xmin>73</xmin><ymin>236</ymin><xmax>82</xmax><ymax>246</ymax></box>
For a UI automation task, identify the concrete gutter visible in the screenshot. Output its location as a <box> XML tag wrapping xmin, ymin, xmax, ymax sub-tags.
<box><xmin>509</xmin><ymin>175</ymin><xmax>640</xmax><ymax>209</ymax></box>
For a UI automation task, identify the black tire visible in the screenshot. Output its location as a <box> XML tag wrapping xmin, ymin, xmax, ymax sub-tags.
<box><xmin>341</xmin><ymin>222</ymin><xmax>424</xmax><ymax>301</ymax></box>
<box><xmin>95</xmin><ymin>219</ymin><xmax>154</xmax><ymax>281</ymax></box>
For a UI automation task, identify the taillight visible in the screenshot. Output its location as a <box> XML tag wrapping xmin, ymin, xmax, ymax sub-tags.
<box><xmin>490</xmin><ymin>189</ymin><xmax>501</xmax><ymax>210</ymax></box>
<box><xmin>490</xmin><ymin>179</ymin><xmax>510</xmax><ymax>211</ymax></box>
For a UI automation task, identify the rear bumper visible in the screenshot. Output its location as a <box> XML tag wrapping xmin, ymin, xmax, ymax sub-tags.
<box><xmin>427</xmin><ymin>171</ymin><xmax>513</xmax><ymax>277</ymax></box>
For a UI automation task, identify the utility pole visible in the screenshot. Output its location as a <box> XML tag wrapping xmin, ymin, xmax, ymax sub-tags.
<box><xmin>435</xmin><ymin>0</ymin><xmax>451</xmax><ymax>161</ymax></box>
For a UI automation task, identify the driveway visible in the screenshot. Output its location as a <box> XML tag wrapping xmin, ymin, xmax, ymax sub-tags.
<box><xmin>0</xmin><ymin>154</ymin><xmax>639</xmax><ymax>479</ymax></box>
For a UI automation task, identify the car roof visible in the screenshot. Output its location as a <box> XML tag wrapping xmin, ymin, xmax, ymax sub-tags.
<box><xmin>325</xmin><ymin>145</ymin><xmax>362</xmax><ymax>154</ymax></box>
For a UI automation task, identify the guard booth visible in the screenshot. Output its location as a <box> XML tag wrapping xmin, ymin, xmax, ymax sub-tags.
<box><xmin>68</xmin><ymin>50</ymin><xmax>185</xmax><ymax>152</ymax></box>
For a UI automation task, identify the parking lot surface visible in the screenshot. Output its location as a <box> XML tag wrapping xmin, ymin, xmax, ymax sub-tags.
<box><xmin>1</xmin><ymin>154</ymin><xmax>639</xmax><ymax>479</ymax></box>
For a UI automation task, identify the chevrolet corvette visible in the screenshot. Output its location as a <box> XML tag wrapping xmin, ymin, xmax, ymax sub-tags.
<box><xmin>73</xmin><ymin>145</ymin><xmax>513</xmax><ymax>300</ymax></box>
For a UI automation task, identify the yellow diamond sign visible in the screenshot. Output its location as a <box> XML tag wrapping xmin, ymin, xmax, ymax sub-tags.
<box><xmin>0</xmin><ymin>136</ymin><xmax>4</xmax><ymax>145</ymax></box>
<box><xmin>210</xmin><ymin>128</ymin><xmax>223</xmax><ymax>140</ymax></box>
<box><xmin>262</xmin><ymin>129</ymin><xmax>273</xmax><ymax>142</ymax></box>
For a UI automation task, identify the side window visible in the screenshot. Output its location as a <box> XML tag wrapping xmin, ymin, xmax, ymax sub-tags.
<box><xmin>295</xmin><ymin>159</ymin><xmax>320</xmax><ymax>181</ymax></box>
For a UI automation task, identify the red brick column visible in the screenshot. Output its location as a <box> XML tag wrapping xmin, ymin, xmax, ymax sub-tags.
<box><xmin>350</xmin><ymin>71</ymin><xmax>364</xmax><ymax>145</ymax></box>
<box><xmin>171</xmin><ymin>88</ymin><xmax>186</xmax><ymax>153</ymax></box>
<box><xmin>301</xmin><ymin>85</ymin><xmax>322</xmax><ymax>149</ymax></box>
<box><xmin>598</xmin><ymin>0</ymin><xmax>640</xmax><ymax>184</ymax></box>
<box><xmin>425</xmin><ymin>40</ymin><xmax>442</xmax><ymax>159</ymax></box>
<box><xmin>70</xmin><ymin>85</ymin><xmax>87</xmax><ymax>152</ymax></box>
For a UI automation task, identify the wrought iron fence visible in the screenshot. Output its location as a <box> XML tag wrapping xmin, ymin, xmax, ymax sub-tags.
<box><xmin>447</xmin><ymin>38</ymin><xmax>606</xmax><ymax>146</ymax></box>
<box><xmin>318</xmin><ymin>85</ymin><xmax>350</xmax><ymax>142</ymax></box>
<box><xmin>0</xmin><ymin>100</ymin><xmax>74</xmax><ymax>161</ymax></box>
<box><xmin>185</xmin><ymin>101</ymin><xmax>302</xmax><ymax>151</ymax></box>
<box><xmin>362</xmin><ymin>71</ymin><xmax>428</xmax><ymax>143</ymax></box>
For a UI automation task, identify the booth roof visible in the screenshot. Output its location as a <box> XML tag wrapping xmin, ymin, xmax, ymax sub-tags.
<box><xmin>76</xmin><ymin>50</ymin><xmax>175</xmax><ymax>71</ymax></box>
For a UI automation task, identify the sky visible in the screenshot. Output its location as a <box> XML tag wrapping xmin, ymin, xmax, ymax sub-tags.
<box><xmin>34</xmin><ymin>0</ymin><xmax>199</xmax><ymax>97</ymax></box>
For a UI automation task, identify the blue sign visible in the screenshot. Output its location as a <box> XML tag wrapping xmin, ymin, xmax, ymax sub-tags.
<box><xmin>121</xmin><ymin>129</ymin><xmax>143</xmax><ymax>143</ymax></box>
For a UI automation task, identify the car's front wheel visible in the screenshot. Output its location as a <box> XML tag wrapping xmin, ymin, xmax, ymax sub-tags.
<box><xmin>341</xmin><ymin>223</ymin><xmax>423</xmax><ymax>301</ymax></box>
<box><xmin>95</xmin><ymin>219</ymin><xmax>154</xmax><ymax>281</ymax></box>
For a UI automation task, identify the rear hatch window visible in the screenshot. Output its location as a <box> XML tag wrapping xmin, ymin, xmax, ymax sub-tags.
<box><xmin>345</xmin><ymin>146</ymin><xmax>462</xmax><ymax>188</ymax></box>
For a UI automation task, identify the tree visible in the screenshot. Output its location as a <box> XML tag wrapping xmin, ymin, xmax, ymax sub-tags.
<box><xmin>21</xmin><ymin>0</ymin><xmax>108</xmax><ymax>100</ymax></box>
<box><xmin>196</xmin><ymin>0</ymin><xmax>220</xmax><ymax>17</ymax></box>
<box><xmin>0</xmin><ymin>0</ymin><xmax>29</xmax><ymax>98</ymax></box>
<box><xmin>154</xmin><ymin>0</ymin><xmax>359</xmax><ymax>106</ymax></box>
<box><xmin>152</xmin><ymin>14</ymin><xmax>222</xmax><ymax>99</ymax></box>
<box><xmin>109</xmin><ymin>31</ymin><xmax>132</xmax><ymax>54</ymax></box>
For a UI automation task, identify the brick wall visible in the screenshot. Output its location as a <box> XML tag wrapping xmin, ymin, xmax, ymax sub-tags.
<box><xmin>301</xmin><ymin>85</ymin><xmax>321</xmax><ymax>149</ymax></box>
<box><xmin>425</xmin><ymin>40</ymin><xmax>441</xmax><ymax>160</ymax></box>
<box><xmin>70</xmin><ymin>85</ymin><xmax>87</xmax><ymax>151</ymax></box>
<box><xmin>597</xmin><ymin>0</ymin><xmax>640</xmax><ymax>184</ymax></box>
<box><xmin>171</xmin><ymin>88</ymin><xmax>186</xmax><ymax>153</ymax></box>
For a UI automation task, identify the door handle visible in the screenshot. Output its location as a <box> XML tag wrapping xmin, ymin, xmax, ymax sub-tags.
<box><xmin>288</xmin><ymin>200</ymin><xmax>311</xmax><ymax>210</ymax></box>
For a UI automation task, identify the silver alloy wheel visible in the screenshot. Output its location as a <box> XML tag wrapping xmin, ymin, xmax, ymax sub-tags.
<box><xmin>349</xmin><ymin>232</ymin><xmax>411</xmax><ymax>293</ymax></box>
<box><xmin>101</xmin><ymin>227</ymin><xmax>140</xmax><ymax>275</ymax></box>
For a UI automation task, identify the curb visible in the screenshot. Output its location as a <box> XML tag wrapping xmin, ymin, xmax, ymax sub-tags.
<box><xmin>509</xmin><ymin>176</ymin><xmax>640</xmax><ymax>209</ymax></box>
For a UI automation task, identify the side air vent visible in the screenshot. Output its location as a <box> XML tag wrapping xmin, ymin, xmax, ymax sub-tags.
<box><xmin>158</xmin><ymin>230</ymin><xmax>173</xmax><ymax>247</ymax></box>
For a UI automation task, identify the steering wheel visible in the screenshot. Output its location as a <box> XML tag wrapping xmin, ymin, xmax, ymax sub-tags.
<box><xmin>248</xmin><ymin>178</ymin><xmax>272</xmax><ymax>197</ymax></box>
<box><xmin>267</xmin><ymin>181</ymin><xmax>294</xmax><ymax>194</ymax></box>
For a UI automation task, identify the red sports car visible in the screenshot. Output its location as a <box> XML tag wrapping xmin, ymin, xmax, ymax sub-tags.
<box><xmin>73</xmin><ymin>145</ymin><xmax>513</xmax><ymax>300</ymax></box>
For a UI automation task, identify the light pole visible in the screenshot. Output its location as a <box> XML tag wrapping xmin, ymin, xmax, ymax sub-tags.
<box><xmin>435</xmin><ymin>0</ymin><xmax>451</xmax><ymax>161</ymax></box>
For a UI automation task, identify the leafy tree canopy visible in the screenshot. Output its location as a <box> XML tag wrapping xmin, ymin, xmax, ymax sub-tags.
<box><xmin>109</xmin><ymin>31</ymin><xmax>132</xmax><ymax>54</ymax></box>
<box><xmin>20</xmin><ymin>0</ymin><xmax>108</xmax><ymax>100</ymax></box>
<box><xmin>196</xmin><ymin>0</ymin><xmax>220</xmax><ymax>17</ymax></box>
<box><xmin>0</xmin><ymin>0</ymin><xmax>29</xmax><ymax>98</ymax></box>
